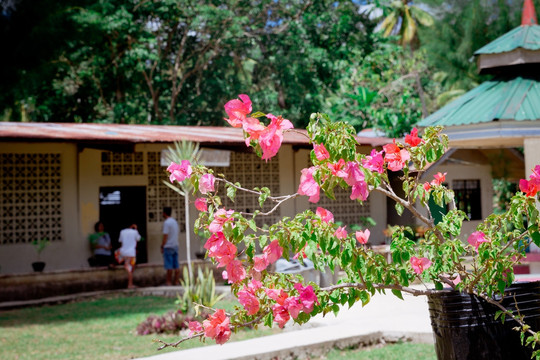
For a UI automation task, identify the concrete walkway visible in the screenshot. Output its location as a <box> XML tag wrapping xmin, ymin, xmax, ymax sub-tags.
<box><xmin>140</xmin><ymin>287</ymin><xmax>434</xmax><ymax>360</ymax></box>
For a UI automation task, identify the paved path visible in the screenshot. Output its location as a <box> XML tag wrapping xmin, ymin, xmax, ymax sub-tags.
<box><xmin>140</xmin><ymin>288</ymin><xmax>434</xmax><ymax>360</ymax></box>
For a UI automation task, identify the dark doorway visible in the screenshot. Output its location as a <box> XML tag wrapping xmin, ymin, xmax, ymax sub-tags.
<box><xmin>99</xmin><ymin>186</ymin><xmax>147</xmax><ymax>264</ymax></box>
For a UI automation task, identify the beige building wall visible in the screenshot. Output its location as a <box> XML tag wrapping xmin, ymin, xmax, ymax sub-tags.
<box><xmin>0</xmin><ymin>142</ymin><xmax>79</xmax><ymax>274</ymax></box>
<box><xmin>422</xmin><ymin>155</ymin><xmax>493</xmax><ymax>241</ymax></box>
<box><xmin>0</xmin><ymin>141</ymin><xmax>387</xmax><ymax>274</ymax></box>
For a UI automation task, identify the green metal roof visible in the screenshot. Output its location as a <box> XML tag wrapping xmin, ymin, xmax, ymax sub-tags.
<box><xmin>474</xmin><ymin>25</ymin><xmax>540</xmax><ymax>55</ymax></box>
<box><xmin>419</xmin><ymin>76</ymin><xmax>540</xmax><ymax>127</ymax></box>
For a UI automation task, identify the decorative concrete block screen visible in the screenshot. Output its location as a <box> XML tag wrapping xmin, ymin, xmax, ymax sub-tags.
<box><xmin>212</xmin><ymin>151</ymin><xmax>281</xmax><ymax>227</ymax></box>
<box><xmin>101</xmin><ymin>151</ymin><xmax>144</xmax><ymax>176</ymax></box>
<box><xmin>0</xmin><ymin>153</ymin><xmax>63</xmax><ymax>244</ymax></box>
<box><xmin>146</xmin><ymin>151</ymin><xmax>186</xmax><ymax>231</ymax></box>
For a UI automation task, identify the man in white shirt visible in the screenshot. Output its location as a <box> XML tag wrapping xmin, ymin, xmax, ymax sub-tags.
<box><xmin>116</xmin><ymin>223</ymin><xmax>141</xmax><ymax>289</ymax></box>
<box><xmin>161</xmin><ymin>207</ymin><xmax>180</xmax><ymax>285</ymax></box>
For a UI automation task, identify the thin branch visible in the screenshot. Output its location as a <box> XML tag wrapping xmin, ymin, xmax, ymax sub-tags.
<box><xmin>155</xmin><ymin>311</ymin><xmax>271</xmax><ymax>350</ymax></box>
<box><xmin>320</xmin><ymin>282</ymin><xmax>436</xmax><ymax>297</ymax></box>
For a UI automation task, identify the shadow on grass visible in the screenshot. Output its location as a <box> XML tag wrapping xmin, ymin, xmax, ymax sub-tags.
<box><xmin>0</xmin><ymin>294</ymin><xmax>184</xmax><ymax>328</ymax></box>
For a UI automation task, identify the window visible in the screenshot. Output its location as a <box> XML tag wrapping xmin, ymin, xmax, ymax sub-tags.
<box><xmin>453</xmin><ymin>180</ymin><xmax>482</xmax><ymax>220</ymax></box>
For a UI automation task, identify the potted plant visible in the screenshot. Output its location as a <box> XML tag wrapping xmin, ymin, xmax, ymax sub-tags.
<box><xmin>159</xmin><ymin>95</ymin><xmax>540</xmax><ymax>359</ymax></box>
<box><xmin>31</xmin><ymin>237</ymin><xmax>49</xmax><ymax>272</ymax></box>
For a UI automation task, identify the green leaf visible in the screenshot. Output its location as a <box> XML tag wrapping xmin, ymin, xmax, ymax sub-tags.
<box><xmin>226</xmin><ymin>184</ymin><xmax>237</xmax><ymax>202</ymax></box>
<box><xmin>435</xmin><ymin>282</ymin><xmax>443</xmax><ymax>291</ymax></box>
<box><xmin>359</xmin><ymin>291</ymin><xmax>371</xmax><ymax>307</ymax></box>
<box><xmin>395</xmin><ymin>203</ymin><xmax>404</xmax><ymax>216</ymax></box>
<box><xmin>532</xmin><ymin>231</ymin><xmax>540</xmax><ymax>248</ymax></box>
<box><xmin>250</xmin><ymin>111</ymin><xmax>266</xmax><ymax>118</ymax></box>
<box><xmin>391</xmin><ymin>289</ymin><xmax>404</xmax><ymax>300</ymax></box>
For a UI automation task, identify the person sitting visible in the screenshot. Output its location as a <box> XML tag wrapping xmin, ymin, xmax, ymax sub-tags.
<box><xmin>88</xmin><ymin>221</ymin><xmax>114</xmax><ymax>268</ymax></box>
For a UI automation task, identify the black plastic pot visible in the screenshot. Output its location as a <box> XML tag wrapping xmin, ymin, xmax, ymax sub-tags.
<box><xmin>428</xmin><ymin>281</ymin><xmax>540</xmax><ymax>360</ymax></box>
<box><xmin>32</xmin><ymin>261</ymin><xmax>46</xmax><ymax>272</ymax></box>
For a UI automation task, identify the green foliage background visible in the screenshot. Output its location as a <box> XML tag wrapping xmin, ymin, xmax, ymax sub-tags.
<box><xmin>1</xmin><ymin>0</ymin><xmax>538</xmax><ymax>135</ymax></box>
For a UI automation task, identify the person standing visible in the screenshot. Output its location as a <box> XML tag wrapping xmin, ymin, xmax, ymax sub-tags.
<box><xmin>161</xmin><ymin>207</ymin><xmax>180</xmax><ymax>285</ymax></box>
<box><xmin>116</xmin><ymin>223</ymin><xmax>141</xmax><ymax>289</ymax></box>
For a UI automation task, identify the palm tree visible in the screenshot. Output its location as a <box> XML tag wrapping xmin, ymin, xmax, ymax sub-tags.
<box><xmin>378</xmin><ymin>0</ymin><xmax>434</xmax><ymax>47</ymax></box>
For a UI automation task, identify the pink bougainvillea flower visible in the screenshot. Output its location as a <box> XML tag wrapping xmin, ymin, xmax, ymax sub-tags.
<box><xmin>242</xmin><ymin>117</ymin><xmax>266</xmax><ymax>146</ymax></box>
<box><xmin>383</xmin><ymin>141</ymin><xmax>410</xmax><ymax>172</ymax></box>
<box><xmin>253</xmin><ymin>256</ymin><xmax>268</xmax><ymax>272</ymax></box>
<box><xmin>258</xmin><ymin>114</ymin><xmax>294</xmax><ymax>161</ymax></box>
<box><xmin>263</xmin><ymin>240</ymin><xmax>283</xmax><ymax>264</ymax></box>
<box><xmin>203</xmin><ymin>309</ymin><xmax>231</xmax><ymax>345</ymax></box>
<box><xmin>519</xmin><ymin>167</ymin><xmax>540</xmax><ymax>197</ymax></box>
<box><xmin>362</xmin><ymin>149</ymin><xmax>385</xmax><ymax>174</ymax></box>
<box><xmin>199</xmin><ymin>173</ymin><xmax>216</xmax><ymax>194</ymax></box>
<box><xmin>188</xmin><ymin>321</ymin><xmax>203</xmax><ymax>336</ymax></box>
<box><xmin>284</xmin><ymin>296</ymin><xmax>302</xmax><ymax>319</ymax></box>
<box><xmin>410</xmin><ymin>256</ymin><xmax>432</xmax><ymax>275</ymax></box>
<box><xmin>208</xmin><ymin>208</ymin><xmax>235</xmax><ymax>233</ymax></box>
<box><xmin>313</xmin><ymin>143</ymin><xmax>330</xmax><ymax>161</ymax></box>
<box><xmin>204</xmin><ymin>232</ymin><xmax>236</xmax><ymax>267</ymax></box>
<box><xmin>294</xmin><ymin>283</ymin><xmax>318</xmax><ymax>314</ymax></box>
<box><xmin>194</xmin><ymin>198</ymin><xmax>208</xmax><ymax>212</ymax></box>
<box><xmin>328</xmin><ymin>159</ymin><xmax>348</xmax><ymax>178</ymax></box>
<box><xmin>167</xmin><ymin>160</ymin><xmax>192</xmax><ymax>183</ymax></box>
<box><xmin>272</xmin><ymin>304</ymin><xmax>291</xmax><ymax>328</ymax></box>
<box><xmin>431</xmin><ymin>172</ymin><xmax>447</xmax><ymax>186</ymax></box>
<box><xmin>344</xmin><ymin>161</ymin><xmax>364</xmax><ymax>186</ymax></box>
<box><xmin>351</xmin><ymin>182</ymin><xmax>369</xmax><ymax>201</ymax></box>
<box><xmin>225</xmin><ymin>259</ymin><xmax>246</xmax><ymax>284</ymax></box>
<box><xmin>238</xmin><ymin>287</ymin><xmax>260</xmax><ymax>315</ymax></box>
<box><xmin>265</xmin><ymin>288</ymin><xmax>288</xmax><ymax>305</ymax></box>
<box><xmin>334</xmin><ymin>226</ymin><xmax>347</xmax><ymax>239</ymax></box>
<box><xmin>248</xmin><ymin>279</ymin><xmax>262</xmax><ymax>291</ymax></box>
<box><xmin>316</xmin><ymin>207</ymin><xmax>334</xmax><ymax>224</ymax></box>
<box><xmin>404</xmin><ymin>128</ymin><xmax>422</xmax><ymax>147</ymax></box>
<box><xmin>468</xmin><ymin>231</ymin><xmax>490</xmax><ymax>251</ymax></box>
<box><xmin>423</xmin><ymin>182</ymin><xmax>431</xmax><ymax>192</ymax></box>
<box><xmin>355</xmin><ymin>229</ymin><xmax>370</xmax><ymax>244</ymax></box>
<box><xmin>298</xmin><ymin>166</ymin><xmax>320</xmax><ymax>203</ymax></box>
<box><xmin>224</xmin><ymin>94</ymin><xmax>252</xmax><ymax>128</ymax></box>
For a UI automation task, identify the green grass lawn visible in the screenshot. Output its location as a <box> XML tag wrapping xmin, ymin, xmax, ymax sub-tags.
<box><xmin>319</xmin><ymin>342</ymin><xmax>437</xmax><ymax>360</ymax></box>
<box><xmin>0</xmin><ymin>294</ymin><xmax>277</xmax><ymax>360</ymax></box>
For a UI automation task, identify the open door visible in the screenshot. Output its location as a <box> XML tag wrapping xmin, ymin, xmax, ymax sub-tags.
<box><xmin>99</xmin><ymin>186</ymin><xmax>147</xmax><ymax>264</ymax></box>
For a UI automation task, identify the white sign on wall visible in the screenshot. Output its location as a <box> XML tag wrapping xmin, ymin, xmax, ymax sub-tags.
<box><xmin>161</xmin><ymin>148</ymin><xmax>231</xmax><ymax>167</ymax></box>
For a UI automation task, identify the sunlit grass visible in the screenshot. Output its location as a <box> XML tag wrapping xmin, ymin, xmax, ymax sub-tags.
<box><xmin>0</xmin><ymin>294</ymin><xmax>278</xmax><ymax>360</ymax></box>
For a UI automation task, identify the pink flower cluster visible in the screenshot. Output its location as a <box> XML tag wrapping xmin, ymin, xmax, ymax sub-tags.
<box><xmin>204</xmin><ymin>232</ymin><xmax>246</xmax><ymax>284</ymax></box>
<box><xmin>423</xmin><ymin>172</ymin><xmax>447</xmax><ymax>192</ymax></box>
<box><xmin>167</xmin><ymin>160</ymin><xmax>192</xmax><ymax>183</ymax></box>
<box><xmin>224</xmin><ymin>95</ymin><xmax>293</xmax><ymax>160</ymax></box>
<box><xmin>410</xmin><ymin>256</ymin><xmax>432</xmax><ymax>274</ymax></box>
<box><xmin>252</xmin><ymin>240</ymin><xmax>284</xmax><ymax>272</ymax></box>
<box><xmin>520</xmin><ymin>165</ymin><xmax>540</xmax><ymax>197</ymax></box>
<box><xmin>467</xmin><ymin>231</ymin><xmax>490</xmax><ymax>251</ymax></box>
<box><xmin>265</xmin><ymin>283</ymin><xmax>318</xmax><ymax>328</ymax></box>
<box><xmin>298</xmin><ymin>128</ymin><xmax>423</xmax><ymax>204</ymax></box>
<box><xmin>188</xmin><ymin>309</ymin><xmax>231</xmax><ymax>345</ymax></box>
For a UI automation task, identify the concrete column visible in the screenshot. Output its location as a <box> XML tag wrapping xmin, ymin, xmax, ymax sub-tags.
<box><xmin>524</xmin><ymin>138</ymin><xmax>540</xmax><ymax>177</ymax></box>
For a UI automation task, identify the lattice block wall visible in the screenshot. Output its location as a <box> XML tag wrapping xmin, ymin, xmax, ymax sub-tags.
<box><xmin>147</xmin><ymin>152</ymin><xmax>186</xmax><ymax>231</ymax></box>
<box><xmin>213</xmin><ymin>152</ymin><xmax>281</xmax><ymax>227</ymax></box>
<box><xmin>1</xmin><ymin>153</ymin><xmax>63</xmax><ymax>244</ymax></box>
<box><xmin>101</xmin><ymin>151</ymin><xmax>144</xmax><ymax>176</ymax></box>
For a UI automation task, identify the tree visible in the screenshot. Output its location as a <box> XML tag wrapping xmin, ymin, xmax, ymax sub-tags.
<box><xmin>0</xmin><ymin>0</ymin><xmax>377</xmax><ymax>128</ymax></box>
<box><xmin>377</xmin><ymin>0</ymin><xmax>434</xmax><ymax>47</ymax></box>
<box><xmin>325</xmin><ymin>34</ymin><xmax>441</xmax><ymax>137</ymax></box>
